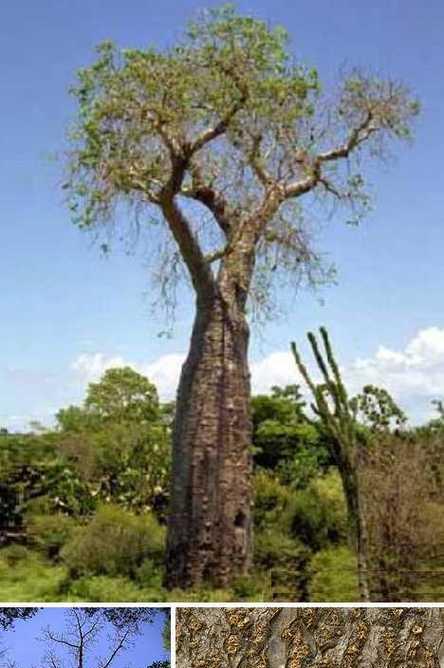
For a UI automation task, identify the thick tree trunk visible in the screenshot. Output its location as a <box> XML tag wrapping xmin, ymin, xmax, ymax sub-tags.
<box><xmin>177</xmin><ymin>607</ymin><xmax>444</xmax><ymax>667</ymax></box>
<box><xmin>165</xmin><ymin>289</ymin><xmax>253</xmax><ymax>589</ymax></box>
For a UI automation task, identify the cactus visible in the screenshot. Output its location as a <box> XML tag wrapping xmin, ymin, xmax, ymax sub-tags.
<box><xmin>291</xmin><ymin>327</ymin><xmax>371</xmax><ymax>601</ymax></box>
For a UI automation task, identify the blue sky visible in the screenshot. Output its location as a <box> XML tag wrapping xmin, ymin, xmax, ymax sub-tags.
<box><xmin>0</xmin><ymin>608</ymin><xmax>169</xmax><ymax>667</ymax></box>
<box><xmin>1</xmin><ymin>0</ymin><xmax>443</xmax><ymax>429</ymax></box>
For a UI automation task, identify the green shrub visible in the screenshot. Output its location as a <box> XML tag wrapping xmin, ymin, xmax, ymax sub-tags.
<box><xmin>253</xmin><ymin>470</ymin><xmax>292</xmax><ymax>529</ymax></box>
<box><xmin>308</xmin><ymin>545</ymin><xmax>359</xmax><ymax>602</ymax></box>
<box><xmin>284</xmin><ymin>470</ymin><xmax>347</xmax><ymax>550</ymax></box>
<box><xmin>165</xmin><ymin>587</ymin><xmax>236</xmax><ymax>602</ymax></box>
<box><xmin>61</xmin><ymin>504</ymin><xmax>165</xmax><ymax>577</ymax></box>
<box><xmin>67</xmin><ymin>575</ymin><xmax>156</xmax><ymax>602</ymax></box>
<box><xmin>0</xmin><ymin>544</ymin><xmax>30</xmax><ymax>567</ymax></box>
<box><xmin>231</xmin><ymin>574</ymin><xmax>271</xmax><ymax>601</ymax></box>
<box><xmin>26</xmin><ymin>513</ymin><xmax>77</xmax><ymax>559</ymax></box>
<box><xmin>135</xmin><ymin>558</ymin><xmax>163</xmax><ymax>588</ymax></box>
<box><xmin>0</xmin><ymin>547</ymin><xmax>66</xmax><ymax>601</ymax></box>
<box><xmin>254</xmin><ymin>529</ymin><xmax>309</xmax><ymax>600</ymax></box>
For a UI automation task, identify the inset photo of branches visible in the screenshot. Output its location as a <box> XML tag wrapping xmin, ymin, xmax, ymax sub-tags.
<box><xmin>176</xmin><ymin>607</ymin><xmax>444</xmax><ymax>667</ymax></box>
<box><xmin>0</xmin><ymin>608</ymin><xmax>170</xmax><ymax>668</ymax></box>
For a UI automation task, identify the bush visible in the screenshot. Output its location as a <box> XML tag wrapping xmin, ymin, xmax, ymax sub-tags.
<box><xmin>26</xmin><ymin>513</ymin><xmax>77</xmax><ymax>559</ymax></box>
<box><xmin>362</xmin><ymin>435</ymin><xmax>444</xmax><ymax>600</ymax></box>
<box><xmin>253</xmin><ymin>470</ymin><xmax>292</xmax><ymax>530</ymax></box>
<box><xmin>67</xmin><ymin>575</ymin><xmax>158</xmax><ymax>602</ymax></box>
<box><xmin>61</xmin><ymin>504</ymin><xmax>165</xmax><ymax>578</ymax></box>
<box><xmin>284</xmin><ymin>470</ymin><xmax>348</xmax><ymax>550</ymax></box>
<box><xmin>135</xmin><ymin>558</ymin><xmax>163</xmax><ymax>588</ymax></box>
<box><xmin>231</xmin><ymin>574</ymin><xmax>271</xmax><ymax>601</ymax></box>
<box><xmin>254</xmin><ymin>529</ymin><xmax>309</xmax><ymax>600</ymax></box>
<box><xmin>165</xmin><ymin>587</ymin><xmax>236</xmax><ymax>603</ymax></box>
<box><xmin>0</xmin><ymin>547</ymin><xmax>66</xmax><ymax>601</ymax></box>
<box><xmin>308</xmin><ymin>545</ymin><xmax>359</xmax><ymax>602</ymax></box>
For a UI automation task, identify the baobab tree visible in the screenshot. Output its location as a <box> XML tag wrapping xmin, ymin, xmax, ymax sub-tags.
<box><xmin>65</xmin><ymin>5</ymin><xmax>419</xmax><ymax>588</ymax></box>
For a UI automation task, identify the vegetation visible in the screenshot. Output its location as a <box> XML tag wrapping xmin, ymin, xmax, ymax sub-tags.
<box><xmin>0</xmin><ymin>348</ymin><xmax>442</xmax><ymax>602</ymax></box>
<box><xmin>64</xmin><ymin>4</ymin><xmax>418</xmax><ymax>589</ymax></box>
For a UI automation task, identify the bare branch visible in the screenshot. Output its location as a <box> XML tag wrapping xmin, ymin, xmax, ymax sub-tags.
<box><xmin>180</xmin><ymin>163</ymin><xmax>232</xmax><ymax>235</ymax></box>
<box><xmin>45</xmin><ymin>632</ymin><xmax>79</xmax><ymax>651</ymax></box>
<box><xmin>204</xmin><ymin>244</ymin><xmax>231</xmax><ymax>264</ymax></box>
<box><xmin>161</xmin><ymin>196</ymin><xmax>215</xmax><ymax>299</ymax></box>
<box><xmin>248</xmin><ymin>134</ymin><xmax>274</xmax><ymax>187</ymax></box>
<box><xmin>318</xmin><ymin>176</ymin><xmax>343</xmax><ymax>199</ymax></box>
<box><xmin>99</xmin><ymin>629</ymin><xmax>131</xmax><ymax>668</ymax></box>
<box><xmin>190</xmin><ymin>100</ymin><xmax>245</xmax><ymax>154</ymax></box>
<box><xmin>318</xmin><ymin>111</ymin><xmax>376</xmax><ymax>162</ymax></box>
<box><xmin>284</xmin><ymin>169</ymin><xmax>320</xmax><ymax>199</ymax></box>
<box><xmin>284</xmin><ymin>112</ymin><xmax>377</xmax><ymax>199</ymax></box>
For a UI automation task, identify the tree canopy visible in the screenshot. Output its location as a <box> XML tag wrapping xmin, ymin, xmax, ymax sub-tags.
<box><xmin>65</xmin><ymin>4</ymin><xmax>419</xmax><ymax>317</ymax></box>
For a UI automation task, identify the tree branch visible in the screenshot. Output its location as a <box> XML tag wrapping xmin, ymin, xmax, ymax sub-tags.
<box><xmin>99</xmin><ymin>630</ymin><xmax>131</xmax><ymax>668</ymax></box>
<box><xmin>284</xmin><ymin>112</ymin><xmax>378</xmax><ymax>199</ymax></box>
<box><xmin>248</xmin><ymin>134</ymin><xmax>274</xmax><ymax>187</ymax></box>
<box><xmin>161</xmin><ymin>197</ymin><xmax>215</xmax><ymax>299</ymax></box>
<box><xmin>45</xmin><ymin>632</ymin><xmax>80</xmax><ymax>651</ymax></box>
<box><xmin>318</xmin><ymin>111</ymin><xmax>376</xmax><ymax>163</ymax></box>
<box><xmin>160</xmin><ymin>156</ymin><xmax>215</xmax><ymax>298</ymax></box>
<box><xmin>180</xmin><ymin>163</ymin><xmax>232</xmax><ymax>236</ymax></box>
<box><xmin>190</xmin><ymin>101</ymin><xmax>244</xmax><ymax>154</ymax></box>
<box><xmin>284</xmin><ymin>170</ymin><xmax>320</xmax><ymax>198</ymax></box>
<box><xmin>204</xmin><ymin>244</ymin><xmax>231</xmax><ymax>264</ymax></box>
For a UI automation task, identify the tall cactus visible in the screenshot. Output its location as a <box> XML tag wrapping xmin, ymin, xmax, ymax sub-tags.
<box><xmin>291</xmin><ymin>327</ymin><xmax>371</xmax><ymax>601</ymax></box>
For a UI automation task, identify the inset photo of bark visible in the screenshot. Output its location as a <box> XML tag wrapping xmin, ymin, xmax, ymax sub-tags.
<box><xmin>176</xmin><ymin>607</ymin><xmax>444</xmax><ymax>667</ymax></box>
<box><xmin>0</xmin><ymin>607</ymin><xmax>170</xmax><ymax>668</ymax></box>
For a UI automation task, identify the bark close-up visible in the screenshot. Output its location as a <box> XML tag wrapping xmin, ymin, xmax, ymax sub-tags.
<box><xmin>177</xmin><ymin>607</ymin><xmax>444</xmax><ymax>667</ymax></box>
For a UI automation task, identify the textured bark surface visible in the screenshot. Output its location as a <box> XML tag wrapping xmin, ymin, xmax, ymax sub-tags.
<box><xmin>165</xmin><ymin>290</ymin><xmax>253</xmax><ymax>588</ymax></box>
<box><xmin>177</xmin><ymin>607</ymin><xmax>444</xmax><ymax>667</ymax></box>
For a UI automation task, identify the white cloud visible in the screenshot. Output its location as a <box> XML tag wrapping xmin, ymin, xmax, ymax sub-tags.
<box><xmin>70</xmin><ymin>326</ymin><xmax>444</xmax><ymax>423</ymax></box>
<box><xmin>71</xmin><ymin>352</ymin><xmax>185</xmax><ymax>400</ymax></box>
<box><xmin>248</xmin><ymin>327</ymin><xmax>444</xmax><ymax>422</ymax></box>
<box><xmin>140</xmin><ymin>354</ymin><xmax>185</xmax><ymax>399</ymax></box>
<box><xmin>348</xmin><ymin>327</ymin><xmax>444</xmax><ymax>400</ymax></box>
<box><xmin>251</xmin><ymin>352</ymin><xmax>296</xmax><ymax>394</ymax></box>
<box><xmin>71</xmin><ymin>353</ymin><xmax>128</xmax><ymax>382</ymax></box>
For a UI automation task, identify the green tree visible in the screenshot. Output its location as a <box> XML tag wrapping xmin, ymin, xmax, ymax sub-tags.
<box><xmin>65</xmin><ymin>5</ymin><xmax>418</xmax><ymax>588</ymax></box>
<box><xmin>252</xmin><ymin>385</ymin><xmax>330</xmax><ymax>485</ymax></box>
<box><xmin>85</xmin><ymin>367</ymin><xmax>159</xmax><ymax>422</ymax></box>
<box><xmin>57</xmin><ymin>368</ymin><xmax>171</xmax><ymax>515</ymax></box>
<box><xmin>0</xmin><ymin>431</ymin><xmax>93</xmax><ymax>541</ymax></box>
<box><xmin>349</xmin><ymin>384</ymin><xmax>407</xmax><ymax>434</ymax></box>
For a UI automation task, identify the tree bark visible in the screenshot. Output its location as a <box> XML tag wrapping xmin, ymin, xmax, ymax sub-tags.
<box><xmin>165</xmin><ymin>286</ymin><xmax>253</xmax><ymax>589</ymax></box>
<box><xmin>177</xmin><ymin>607</ymin><xmax>444</xmax><ymax>667</ymax></box>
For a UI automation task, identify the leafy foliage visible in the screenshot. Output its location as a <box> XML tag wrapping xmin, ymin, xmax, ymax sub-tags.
<box><xmin>64</xmin><ymin>5</ymin><xmax>418</xmax><ymax>318</ymax></box>
<box><xmin>350</xmin><ymin>384</ymin><xmax>407</xmax><ymax>434</ymax></box>
<box><xmin>61</xmin><ymin>504</ymin><xmax>165</xmax><ymax>578</ymax></box>
<box><xmin>0</xmin><ymin>608</ymin><xmax>39</xmax><ymax>630</ymax></box>
<box><xmin>0</xmin><ymin>359</ymin><xmax>442</xmax><ymax>602</ymax></box>
<box><xmin>57</xmin><ymin>367</ymin><xmax>171</xmax><ymax>516</ymax></box>
<box><xmin>252</xmin><ymin>385</ymin><xmax>331</xmax><ymax>486</ymax></box>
